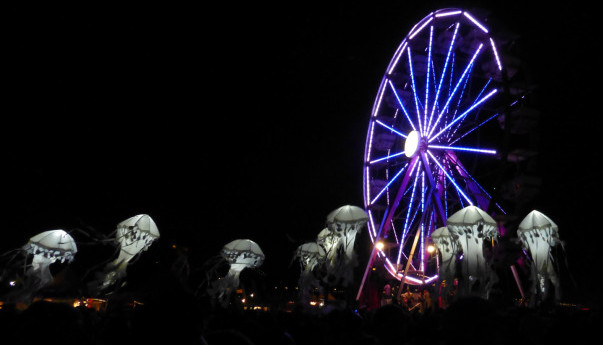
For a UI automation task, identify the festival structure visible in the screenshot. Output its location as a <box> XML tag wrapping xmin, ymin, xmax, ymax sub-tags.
<box><xmin>357</xmin><ymin>8</ymin><xmax>534</xmax><ymax>301</ymax></box>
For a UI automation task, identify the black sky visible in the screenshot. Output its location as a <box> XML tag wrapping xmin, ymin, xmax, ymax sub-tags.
<box><xmin>3</xmin><ymin>2</ymin><xmax>602</xmax><ymax>295</ymax></box>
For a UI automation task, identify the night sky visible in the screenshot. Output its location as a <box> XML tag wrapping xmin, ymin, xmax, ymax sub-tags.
<box><xmin>4</xmin><ymin>2</ymin><xmax>602</xmax><ymax>301</ymax></box>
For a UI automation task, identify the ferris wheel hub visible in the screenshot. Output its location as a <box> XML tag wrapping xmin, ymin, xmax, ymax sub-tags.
<box><xmin>404</xmin><ymin>130</ymin><xmax>420</xmax><ymax>157</ymax></box>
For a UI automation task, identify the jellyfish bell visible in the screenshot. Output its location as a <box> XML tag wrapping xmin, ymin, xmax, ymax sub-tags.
<box><xmin>296</xmin><ymin>242</ymin><xmax>326</xmax><ymax>272</ymax></box>
<box><xmin>221</xmin><ymin>239</ymin><xmax>265</xmax><ymax>276</ymax></box>
<box><xmin>326</xmin><ymin>205</ymin><xmax>369</xmax><ymax>260</ymax></box>
<box><xmin>113</xmin><ymin>214</ymin><xmax>160</xmax><ymax>265</ymax></box>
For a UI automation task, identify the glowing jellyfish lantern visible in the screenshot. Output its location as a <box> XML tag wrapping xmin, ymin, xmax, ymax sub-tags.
<box><xmin>431</xmin><ymin>227</ymin><xmax>459</xmax><ymax>283</ymax></box>
<box><xmin>98</xmin><ymin>214</ymin><xmax>160</xmax><ymax>290</ymax></box>
<box><xmin>447</xmin><ymin>206</ymin><xmax>498</xmax><ymax>297</ymax></box>
<box><xmin>326</xmin><ymin>205</ymin><xmax>369</xmax><ymax>261</ymax></box>
<box><xmin>221</xmin><ymin>239</ymin><xmax>265</xmax><ymax>288</ymax></box>
<box><xmin>296</xmin><ymin>242</ymin><xmax>326</xmax><ymax>272</ymax></box>
<box><xmin>24</xmin><ymin>229</ymin><xmax>77</xmax><ymax>288</ymax></box>
<box><xmin>316</xmin><ymin>227</ymin><xmax>338</xmax><ymax>266</ymax></box>
<box><xmin>517</xmin><ymin>210</ymin><xmax>561</xmax><ymax>303</ymax></box>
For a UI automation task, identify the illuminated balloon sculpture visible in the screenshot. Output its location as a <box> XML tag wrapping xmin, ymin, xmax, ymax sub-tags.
<box><xmin>316</xmin><ymin>227</ymin><xmax>338</xmax><ymax>267</ymax></box>
<box><xmin>431</xmin><ymin>226</ymin><xmax>459</xmax><ymax>302</ymax></box>
<box><xmin>209</xmin><ymin>239</ymin><xmax>265</xmax><ymax>307</ymax></box>
<box><xmin>517</xmin><ymin>210</ymin><xmax>562</xmax><ymax>305</ymax></box>
<box><xmin>97</xmin><ymin>214</ymin><xmax>160</xmax><ymax>292</ymax></box>
<box><xmin>295</xmin><ymin>242</ymin><xmax>326</xmax><ymax>304</ymax></box>
<box><xmin>447</xmin><ymin>206</ymin><xmax>498</xmax><ymax>298</ymax></box>
<box><xmin>325</xmin><ymin>205</ymin><xmax>368</xmax><ymax>286</ymax></box>
<box><xmin>18</xmin><ymin>230</ymin><xmax>77</xmax><ymax>301</ymax></box>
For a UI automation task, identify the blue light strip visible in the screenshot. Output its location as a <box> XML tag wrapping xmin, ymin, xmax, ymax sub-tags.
<box><xmin>427</xmin><ymin>23</ymin><xmax>460</xmax><ymax>133</ymax></box>
<box><xmin>407</xmin><ymin>49</ymin><xmax>424</xmax><ymax>135</ymax></box>
<box><xmin>375</xmin><ymin>119</ymin><xmax>407</xmax><ymax>138</ymax></box>
<box><xmin>447</xmin><ymin>76</ymin><xmax>491</xmax><ymax>141</ymax></box>
<box><xmin>370</xmin><ymin>163</ymin><xmax>409</xmax><ymax>205</ymax></box>
<box><xmin>427</xmin><ymin>44</ymin><xmax>484</xmax><ymax>137</ymax></box>
<box><xmin>429</xmin><ymin>89</ymin><xmax>497</xmax><ymax>143</ymax></box>
<box><xmin>427</xmin><ymin>150</ymin><xmax>473</xmax><ymax>205</ymax></box>
<box><xmin>425</xmin><ymin>25</ymin><xmax>433</xmax><ymax>129</ymax></box>
<box><xmin>428</xmin><ymin>145</ymin><xmax>496</xmax><ymax>155</ymax></box>
<box><xmin>387</xmin><ymin>80</ymin><xmax>417</xmax><ymax>131</ymax></box>
<box><xmin>369</xmin><ymin>151</ymin><xmax>407</xmax><ymax>164</ymax></box>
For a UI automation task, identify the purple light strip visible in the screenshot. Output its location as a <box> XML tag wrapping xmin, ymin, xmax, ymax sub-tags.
<box><xmin>490</xmin><ymin>38</ymin><xmax>502</xmax><ymax>71</ymax></box>
<box><xmin>407</xmin><ymin>50</ymin><xmax>424</xmax><ymax>134</ymax></box>
<box><xmin>427</xmin><ymin>23</ymin><xmax>460</xmax><ymax>132</ymax></box>
<box><xmin>428</xmin><ymin>145</ymin><xmax>496</xmax><ymax>155</ymax></box>
<box><xmin>375</xmin><ymin>119</ymin><xmax>408</xmax><ymax>138</ymax></box>
<box><xmin>369</xmin><ymin>151</ymin><xmax>406</xmax><ymax>164</ymax></box>
<box><xmin>463</xmin><ymin>11</ymin><xmax>488</xmax><ymax>33</ymax></box>
<box><xmin>425</xmin><ymin>26</ymin><xmax>433</xmax><ymax>129</ymax></box>
<box><xmin>427</xmin><ymin>150</ymin><xmax>473</xmax><ymax>205</ymax></box>
<box><xmin>436</xmin><ymin>10</ymin><xmax>462</xmax><ymax>17</ymax></box>
<box><xmin>397</xmin><ymin>163</ymin><xmax>421</xmax><ymax>265</ymax></box>
<box><xmin>409</xmin><ymin>16</ymin><xmax>434</xmax><ymax>40</ymax></box>
<box><xmin>388</xmin><ymin>42</ymin><xmax>408</xmax><ymax>74</ymax></box>
<box><xmin>388</xmin><ymin>80</ymin><xmax>417</xmax><ymax>131</ymax></box>
<box><xmin>368</xmin><ymin>210</ymin><xmax>376</xmax><ymax>238</ymax></box>
<box><xmin>429</xmin><ymin>89</ymin><xmax>498</xmax><ymax>143</ymax></box>
<box><xmin>370</xmin><ymin>163</ymin><xmax>409</xmax><ymax>205</ymax></box>
<box><xmin>427</xmin><ymin>44</ymin><xmax>484</xmax><ymax>137</ymax></box>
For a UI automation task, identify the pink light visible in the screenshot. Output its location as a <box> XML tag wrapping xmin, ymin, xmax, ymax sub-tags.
<box><xmin>409</xmin><ymin>16</ymin><xmax>434</xmax><ymax>40</ymax></box>
<box><xmin>435</xmin><ymin>10</ymin><xmax>462</xmax><ymax>17</ymax></box>
<box><xmin>490</xmin><ymin>38</ymin><xmax>502</xmax><ymax>71</ymax></box>
<box><xmin>463</xmin><ymin>11</ymin><xmax>488</xmax><ymax>33</ymax></box>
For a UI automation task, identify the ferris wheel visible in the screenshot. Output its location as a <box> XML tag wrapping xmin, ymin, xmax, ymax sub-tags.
<box><xmin>362</xmin><ymin>8</ymin><xmax>514</xmax><ymax>286</ymax></box>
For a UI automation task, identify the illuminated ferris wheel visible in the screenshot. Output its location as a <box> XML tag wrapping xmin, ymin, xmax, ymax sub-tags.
<box><xmin>363</xmin><ymin>8</ymin><xmax>512</xmax><ymax>285</ymax></box>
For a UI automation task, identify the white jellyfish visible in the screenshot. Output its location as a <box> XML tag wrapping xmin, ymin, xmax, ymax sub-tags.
<box><xmin>326</xmin><ymin>205</ymin><xmax>369</xmax><ymax>261</ymax></box>
<box><xmin>210</xmin><ymin>239</ymin><xmax>264</xmax><ymax>306</ymax></box>
<box><xmin>447</xmin><ymin>206</ymin><xmax>498</xmax><ymax>297</ymax></box>
<box><xmin>296</xmin><ymin>242</ymin><xmax>326</xmax><ymax>272</ymax></box>
<box><xmin>23</xmin><ymin>230</ymin><xmax>77</xmax><ymax>294</ymax></box>
<box><xmin>295</xmin><ymin>242</ymin><xmax>326</xmax><ymax>304</ymax></box>
<box><xmin>517</xmin><ymin>210</ymin><xmax>561</xmax><ymax>304</ymax></box>
<box><xmin>316</xmin><ymin>227</ymin><xmax>338</xmax><ymax>266</ymax></box>
<box><xmin>98</xmin><ymin>214</ymin><xmax>160</xmax><ymax>291</ymax></box>
<box><xmin>431</xmin><ymin>226</ymin><xmax>460</xmax><ymax>298</ymax></box>
<box><xmin>324</xmin><ymin>205</ymin><xmax>368</xmax><ymax>286</ymax></box>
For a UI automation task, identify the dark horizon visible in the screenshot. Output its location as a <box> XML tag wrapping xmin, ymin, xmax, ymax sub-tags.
<box><xmin>3</xmin><ymin>2</ymin><xmax>602</xmax><ymax>306</ymax></box>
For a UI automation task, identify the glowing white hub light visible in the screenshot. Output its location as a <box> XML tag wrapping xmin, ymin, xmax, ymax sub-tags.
<box><xmin>404</xmin><ymin>130</ymin><xmax>420</xmax><ymax>157</ymax></box>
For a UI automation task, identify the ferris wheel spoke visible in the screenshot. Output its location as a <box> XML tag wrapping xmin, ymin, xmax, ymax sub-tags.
<box><xmin>387</xmin><ymin>80</ymin><xmax>417</xmax><ymax>131</ymax></box>
<box><xmin>369</xmin><ymin>151</ymin><xmax>407</xmax><ymax>164</ymax></box>
<box><xmin>449</xmin><ymin>112</ymin><xmax>500</xmax><ymax>146</ymax></box>
<box><xmin>446</xmin><ymin>76</ymin><xmax>492</xmax><ymax>141</ymax></box>
<box><xmin>375</xmin><ymin>119</ymin><xmax>407</xmax><ymax>138</ymax></box>
<box><xmin>407</xmin><ymin>49</ymin><xmax>424</xmax><ymax>134</ymax></box>
<box><xmin>427</xmin><ymin>22</ymin><xmax>460</xmax><ymax>133</ymax></box>
<box><xmin>369</xmin><ymin>163</ymin><xmax>409</xmax><ymax>205</ymax></box>
<box><xmin>426</xmin><ymin>150</ymin><xmax>473</xmax><ymax>205</ymax></box>
<box><xmin>427</xmin><ymin>144</ymin><xmax>496</xmax><ymax>155</ymax></box>
<box><xmin>427</xmin><ymin>43</ymin><xmax>484</xmax><ymax>137</ymax></box>
<box><xmin>429</xmin><ymin>88</ymin><xmax>498</xmax><ymax>143</ymax></box>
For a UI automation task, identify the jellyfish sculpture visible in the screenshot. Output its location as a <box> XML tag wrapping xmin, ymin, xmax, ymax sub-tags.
<box><xmin>447</xmin><ymin>206</ymin><xmax>498</xmax><ymax>298</ymax></box>
<box><xmin>324</xmin><ymin>205</ymin><xmax>368</xmax><ymax>286</ymax></box>
<box><xmin>517</xmin><ymin>210</ymin><xmax>561</xmax><ymax>305</ymax></box>
<box><xmin>96</xmin><ymin>214</ymin><xmax>160</xmax><ymax>292</ymax></box>
<box><xmin>326</xmin><ymin>205</ymin><xmax>369</xmax><ymax>261</ymax></box>
<box><xmin>14</xmin><ymin>230</ymin><xmax>78</xmax><ymax>302</ymax></box>
<box><xmin>316</xmin><ymin>227</ymin><xmax>338</xmax><ymax>266</ymax></box>
<box><xmin>209</xmin><ymin>239</ymin><xmax>264</xmax><ymax>307</ymax></box>
<box><xmin>295</xmin><ymin>242</ymin><xmax>326</xmax><ymax>303</ymax></box>
<box><xmin>431</xmin><ymin>226</ymin><xmax>459</xmax><ymax>302</ymax></box>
